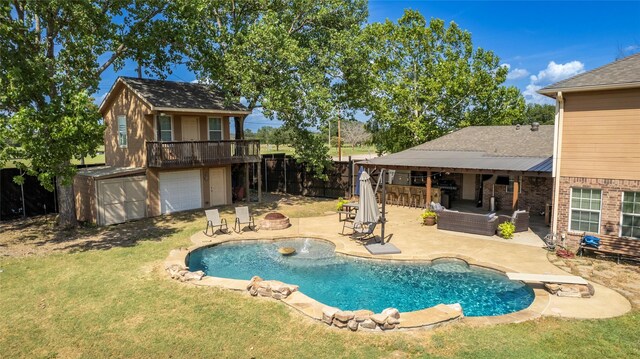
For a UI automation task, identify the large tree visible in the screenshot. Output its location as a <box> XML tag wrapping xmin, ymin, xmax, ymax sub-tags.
<box><xmin>172</xmin><ymin>0</ymin><xmax>368</xmax><ymax>176</ymax></box>
<box><xmin>523</xmin><ymin>103</ymin><xmax>555</xmax><ymax>125</ymax></box>
<box><xmin>360</xmin><ymin>10</ymin><xmax>525</xmax><ymax>154</ymax></box>
<box><xmin>0</xmin><ymin>1</ymin><xmax>179</xmax><ymax>226</ymax></box>
<box><xmin>340</xmin><ymin>120</ymin><xmax>371</xmax><ymax>147</ymax></box>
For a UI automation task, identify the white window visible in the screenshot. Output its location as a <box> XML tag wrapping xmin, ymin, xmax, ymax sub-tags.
<box><xmin>208</xmin><ymin>117</ymin><xmax>223</xmax><ymax>141</ymax></box>
<box><xmin>570</xmin><ymin>188</ymin><xmax>602</xmax><ymax>233</ymax></box>
<box><xmin>621</xmin><ymin>192</ymin><xmax>640</xmax><ymax>239</ymax></box>
<box><xmin>117</xmin><ymin>115</ymin><xmax>127</xmax><ymax>147</ymax></box>
<box><xmin>506</xmin><ymin>176</ymin><xmax>522</xmax><ymax>193</ymax></box>
<box><xmin>157</xmin><ymin>115</ymin><xmax>173</xmax><ymax>141</ymax></box>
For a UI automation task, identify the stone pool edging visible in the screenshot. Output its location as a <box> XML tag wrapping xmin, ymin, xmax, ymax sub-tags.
<box><xmin>164</xmin><ymin>235</ymin><xmax>550</xmax><ymax>330</ymax></box>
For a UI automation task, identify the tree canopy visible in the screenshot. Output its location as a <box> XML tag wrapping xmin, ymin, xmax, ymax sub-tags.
<box><xmin>0</xmin><ymin>0</ymin><xmax>180</xmax><ymax>226</ymax></box>
<box><xmin>359</xmin><ymin>10</ymin><xmax>526</xmax><ymax>154</ymax></box>
<box><xmin>523</xmin><ymin>103</ymin><xmax>555</xmax><ymax>125</ymax></box>
<box><xmin>171</xmin><ymin>0</ymin><xmax>368</xmax><ymax>176</ymax></box>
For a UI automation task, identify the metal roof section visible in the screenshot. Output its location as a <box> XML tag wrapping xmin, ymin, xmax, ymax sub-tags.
<box><xmin>76</xmin><ymin>166</ymin><xmax>146</xmax><ymax>179</ymax></box>
<box><xmin>538</xmin><ymin>53</ymin><xmax>640</xmax><ymax>95</ymax></box>
<box><xmin>361</xmin><ymin>151</ymin><xmax>552</xmax><ymax>173</ymax></box>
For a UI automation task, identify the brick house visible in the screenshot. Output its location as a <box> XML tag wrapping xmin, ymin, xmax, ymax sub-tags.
<box><xmin>539</xmin><ymin>53</ymin><xmax>640</xmax><ymax>246</ymax></box>
<box><xmin>360</xmin><ymin>125</ymin><xmax>554</xmax><ymax>224</ymax></box>
<box><xmin>74</xmin><ymin>77</ymin><xmax>261</xmax><ymax>225</ymax></box>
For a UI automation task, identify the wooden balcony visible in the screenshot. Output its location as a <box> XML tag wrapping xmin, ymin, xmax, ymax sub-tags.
<box><xmin>146</xmin><ymin>140</ymin><xmax>260</xmax><ymax>168</ymax></box>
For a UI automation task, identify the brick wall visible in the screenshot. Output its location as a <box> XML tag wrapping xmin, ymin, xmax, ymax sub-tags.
<box><xmin>482</xmin><ymin>176</ymin><xmax>552</xmax><ymax>215</ymax></box>
<box><xmin>556</xmin><ymin>176</ymin><xmax>640</xmax><ymax>248</ymax></box>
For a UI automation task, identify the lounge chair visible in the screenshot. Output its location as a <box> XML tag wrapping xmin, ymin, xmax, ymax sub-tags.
<box><xmin>234</xmin><ymin>206</ymin><xmax>256</xmax><ymax>233</ymax></box>
<box><xmin>204</xmin><ymin>209</ymin><xmax>229</xmax><ymax>236</ymax></box>
<box><xmin>350</xmin><ymin>222</ymin><xmax>377</xmax><ymax>241</ymax></box>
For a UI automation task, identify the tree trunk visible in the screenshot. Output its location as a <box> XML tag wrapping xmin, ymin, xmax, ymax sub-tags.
<box><xmin>234</xmin><ymin>116</ymin><xmax>245</xmax><ymax>139</ymax></box>
<box><xmin>56</xmin><ymin>179</ymin><xmax>78</xmax><ymax>228</ymax></box>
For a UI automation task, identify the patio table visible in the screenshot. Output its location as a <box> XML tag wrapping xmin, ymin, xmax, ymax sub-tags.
<box><xmin>338</xmin><ymin>202</ymin><xmax>359</xmax><ymax>222</ymax></box>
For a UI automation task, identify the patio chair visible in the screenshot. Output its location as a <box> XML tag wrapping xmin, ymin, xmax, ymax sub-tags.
<box><xmin>350</xmin><ymin>222</ymin><xmax>377</xmax><ymax>241</ymax></box>
<box><xmin>203</xmin><ymin>209</ymin><xmax>229</xmax><ymax>236</ymax></box>
<box><xmin>234</xmin><ymin>206</ymin><xmax>256</xmax><ymax>233</ymax></box>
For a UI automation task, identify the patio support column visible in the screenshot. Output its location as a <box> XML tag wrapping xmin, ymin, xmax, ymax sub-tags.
<box><xmin>512</xmin><ymin>176</ymin><xmax>520</xmax><ymax>210</ymax></box>
<box><xmin>426</xmin><ymin>170</ymin><xmax>432</xmax><ymax>208</ymax></box>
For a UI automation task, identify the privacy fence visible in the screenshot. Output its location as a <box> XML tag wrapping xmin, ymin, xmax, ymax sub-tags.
<box><xmin>260</xmin><ymin>154</ymin><xmax>362</xmax><ymax>199</ymax></box>
<box><xmin>0</xmin><ymin>168</ymin><xmax>57</xmax><ymax>220</ymax></box>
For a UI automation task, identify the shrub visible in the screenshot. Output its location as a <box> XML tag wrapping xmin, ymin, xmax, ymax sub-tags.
<box><xmin>420</xmin><ymin>210</ymin><xmax>437</xmax><ymax>220</ymax></box>
<box><xmin>336</xmin><ymin>197</ymin><xmax>349</xmax><ymax>211</ymax></box>
<box><xmin>498</xmin><ymin>221</ymin><xmax>515</xmax><ymax>239</ymax></box>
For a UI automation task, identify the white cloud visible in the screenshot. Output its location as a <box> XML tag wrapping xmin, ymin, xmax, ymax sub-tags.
<box><xmin>522</xmin><ymin>83</ymin><xmax>551</xmax><ymax>105</ymax></box>
<box><xmin>523</xmin><ymin>60</ymin><xmax>585</xmax><ymax>104</ymax></box>
<box><xmin>529</xmin><ymin>60</ymin><xmax>584</xmax><ymax>84</ymax></box>
<box><xmin>624</xmin><ymin>44</ymin><xmax>639</xmax><ymax>52</ymax></box>
<box><xmin>501</xmin><ymin>63</ymin><xmax>530</xmax><ymax>81</ymax></box>
<box><xmin>507</xmin><ymin>68</ymin><xmax>529</xmax><ymax>80</ymax></box>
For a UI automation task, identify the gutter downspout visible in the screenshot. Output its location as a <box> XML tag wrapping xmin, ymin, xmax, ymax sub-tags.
<box><xmin>551</xmin><ymin>91</ymin><xmax>564</xmax><ymax>236</ymax></box>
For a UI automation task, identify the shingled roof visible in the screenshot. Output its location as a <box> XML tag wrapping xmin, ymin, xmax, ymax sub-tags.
<box><xmin>539</xmin><ymin>53</ymin><xmax>640</xmax><ymax>95</ymax></box>
<box><xmin>361</xmin><ymin>125</ymin><xmax>554</xmax><ymax>174</ymax></box>
<box><xmin>100</xmin><ymin>77</ymin><xmax>250</xmax><ymax>113</ymax></box>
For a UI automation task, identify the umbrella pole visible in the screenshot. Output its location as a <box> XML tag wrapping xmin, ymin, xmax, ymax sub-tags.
<box><xmin>380</xmin><ymin>169</ymin><xmax>386</xmax><ymax>245</ymax></box>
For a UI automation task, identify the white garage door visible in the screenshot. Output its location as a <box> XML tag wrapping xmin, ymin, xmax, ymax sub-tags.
<box><xmin>160</xmin><ymin>170</ymin><xmax>202</xmax><ymax>214</ymax></box>
<box><xmin>98</xmin><ymin>176</ymin><xmax>147</xmax><ymax>226</ymax></box>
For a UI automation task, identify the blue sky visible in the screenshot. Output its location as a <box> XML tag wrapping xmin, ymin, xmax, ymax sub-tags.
<box><xmin>97</xmin><ymin>1</ymin><xmax>640</xmax><ymax>131</ymax></box>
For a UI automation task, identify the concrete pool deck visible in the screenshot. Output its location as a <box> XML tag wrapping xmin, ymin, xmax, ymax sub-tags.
<box><xmin>176</xmin><ymin>206</ymin><xmax>631</xmax><ymax>328</ymax></box>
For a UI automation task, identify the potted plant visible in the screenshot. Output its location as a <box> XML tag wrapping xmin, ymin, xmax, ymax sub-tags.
<box><xmin>497</xmin><ymin>221</ymin><xmax>516</xmax><ymax>239</ymax></box>
<box><xmin>421</xmin><ymin>210</ymin><xmax>437</xmax><ymax>226</ymax></box>
<box><xmin>336</xmin><ymin>197</ymin><xmax>349</xmax><ymax>211</ymax></box>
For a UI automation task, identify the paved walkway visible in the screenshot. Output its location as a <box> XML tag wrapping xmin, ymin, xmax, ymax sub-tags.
<box><xmin>188</xmin><ymin>206</ymin><xmax>631</xmax><ymax>322</ymax></box>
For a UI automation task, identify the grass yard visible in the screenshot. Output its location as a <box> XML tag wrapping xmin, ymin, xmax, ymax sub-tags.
<box><xmin>1</xmin><ymin>195</ymin><xmax>639</xmax><ymax>358</ymax></box>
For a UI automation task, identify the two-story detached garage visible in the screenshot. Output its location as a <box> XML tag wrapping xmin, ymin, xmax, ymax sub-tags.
<box><xmin>74</xmin><ymin>77</ymin><xmax>261</xmax><ymax>225</ymax></box>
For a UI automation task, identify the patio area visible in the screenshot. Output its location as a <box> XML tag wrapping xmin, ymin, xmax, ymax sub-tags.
<box><xmin>187</xmin><ymin>204</ymin><xmax>631</xmax><ymax>324</ymax></box>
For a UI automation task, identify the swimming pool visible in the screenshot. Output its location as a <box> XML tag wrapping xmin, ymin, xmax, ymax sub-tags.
<box><xmin>187</xmin><ymin>238</ymin><xmax>534</xmax><ymax>316</ymax></box>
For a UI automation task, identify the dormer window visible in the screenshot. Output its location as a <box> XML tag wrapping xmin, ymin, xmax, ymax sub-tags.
<box><xmin>117</xmin><ymin>115</ymin><xmax>127</xmax><ymax>148</ymax></box>
<box><xmin>157</xmin><ymin>115</ymin><xmax>173</xmax><ymax>141</ymax></box>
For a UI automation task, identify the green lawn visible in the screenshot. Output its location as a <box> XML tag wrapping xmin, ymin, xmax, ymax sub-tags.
<box><xmin>1</xmin><ymin>199</ymin><xmax>639</xmax><ymax>358</ymax></box>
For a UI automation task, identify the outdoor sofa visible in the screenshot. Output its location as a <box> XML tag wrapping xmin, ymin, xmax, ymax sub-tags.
<box><xmin>436</xmin><ymin>210</ymin><xmax>498</xmax><ymax>236</ymax></box>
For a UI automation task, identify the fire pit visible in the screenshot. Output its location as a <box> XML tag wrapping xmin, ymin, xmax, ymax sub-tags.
<box><xmin>260</xmin><ymin>212</ymin><xmax>291</xmax><ymax>230</ymax></box>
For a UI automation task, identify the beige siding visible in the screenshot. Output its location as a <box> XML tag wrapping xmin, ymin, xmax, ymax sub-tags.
<box><xmin>159</xmin><ymin>112</ymin><xmax>233</xmax><ymax>141</ymax></box>
<box><xmin>560</xmin><ymin>88</ymin><xmax>640</xmax><ymax>180</ymax></box>
<box><xmin>103</xmin><ymin>84</ymin><xmax>154</xmax><ymax>167</ymax></box>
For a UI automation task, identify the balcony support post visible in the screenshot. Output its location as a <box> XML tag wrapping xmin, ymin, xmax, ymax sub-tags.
<box><xmin>245</xmin><ymin>163</ymin><xmax>250</xmax><ymax>202</ymax></box>
<box><xmin>257</xmin><ymin>160</ymin><xmax>262</xmax><ymax>203</ymax></box>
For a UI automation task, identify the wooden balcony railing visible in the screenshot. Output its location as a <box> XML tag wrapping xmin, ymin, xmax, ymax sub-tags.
<box><xmin>146</xmin><ymin>140</ymin><xmax>260</xmax><ymax>168</ymax></box>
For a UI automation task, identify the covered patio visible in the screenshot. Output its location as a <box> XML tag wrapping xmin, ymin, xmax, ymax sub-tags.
<box><xmin>357</xmin><ymin>125</ymin><xmax>555</xmax><ymax>234</ymax></box>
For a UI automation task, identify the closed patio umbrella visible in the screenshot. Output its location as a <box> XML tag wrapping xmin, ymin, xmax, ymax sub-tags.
<box><xmin>354</xmin><ymin>171</ymin><xmax>380</xmax><ymax>226</ymax></box>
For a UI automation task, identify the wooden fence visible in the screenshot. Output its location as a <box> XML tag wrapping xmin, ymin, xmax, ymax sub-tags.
<box><xmin>260</xmin><ymin>154</ymin><xmax>361</xmax><ymax>199</ymax></box>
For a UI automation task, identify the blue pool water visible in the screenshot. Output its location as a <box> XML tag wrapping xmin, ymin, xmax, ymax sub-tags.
<box><xmin>188</xmin><ymin>238</ymin><xmax>534</xmax><ymax>316</ymax></box>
